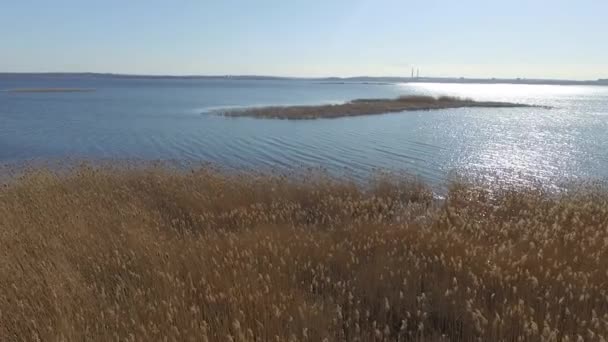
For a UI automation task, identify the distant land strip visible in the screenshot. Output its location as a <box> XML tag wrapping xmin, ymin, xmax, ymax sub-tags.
<box><xmin>1</xmin><ymin>73</ymin><xmax>607</xmax><ymax>86</ymax></box>
<box><xmin>220</xmin><ymin>95</ymin><xmax>541</xmax><ymax>120</ymax></box>
<box><xmin>4</xmin><ymin>88</ymin><xmax>95</xmax><ymax>93</ymax></box>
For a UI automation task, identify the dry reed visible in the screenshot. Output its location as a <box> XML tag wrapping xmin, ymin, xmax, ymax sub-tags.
<box><xmin>4</xmin><ymin>88</ymin><xmax>95</xmax><ymax>93</ymax></box>
<box><xmin>222</xmin><ymin>96</ymin><xmax>533</xmax><ymax>119</ymax></box>
<box><xmin>0</xmin><ymin>165</ymin><xmax>607</xmax><ymax>341</ymax></box>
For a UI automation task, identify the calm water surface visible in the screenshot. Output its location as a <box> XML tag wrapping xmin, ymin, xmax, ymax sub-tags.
<box><xmin>1</xmin><ymin>75</ymin><xmax>607</xmax><ymax>187</ymax></box>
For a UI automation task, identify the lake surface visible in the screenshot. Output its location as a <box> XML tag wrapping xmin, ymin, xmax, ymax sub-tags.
<box><xmin>1</xmin><ymin>75</ymin><xmax>607</xmax><ymax>187</ymax></box>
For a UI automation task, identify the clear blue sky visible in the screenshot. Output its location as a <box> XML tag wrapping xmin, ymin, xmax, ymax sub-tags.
<box><xmin>1</xmin><ymin>0</ymin><xmax>607</xmax><ymax>79</ymax></box>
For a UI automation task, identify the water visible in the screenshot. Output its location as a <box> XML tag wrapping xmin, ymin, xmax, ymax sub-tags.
<box><xmin>1</xmin><ymin>75</ymin><xmax>607</xmax><ymax>187</ymax></box>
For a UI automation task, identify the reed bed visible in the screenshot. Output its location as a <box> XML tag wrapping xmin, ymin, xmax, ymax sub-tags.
<box><xmin>4</xmin><ymin>88</ymin><xmax>95</xmax><ymax>93</ymax></box>
<box><xmin>222</xmin><ymin>96</ymin><xmax>533</xmax><ymax>119</ymax></box>
<box><xmin>0</xmin><ymin>165</ymin><xmax>607</xmax><ymax>341</ymax></box>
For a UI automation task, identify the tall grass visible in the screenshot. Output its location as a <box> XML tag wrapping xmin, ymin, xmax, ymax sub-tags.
<box><xmin>1</xmin><ymin>165</ymin><xmax>607</xmax><ymax>341</ymax></box>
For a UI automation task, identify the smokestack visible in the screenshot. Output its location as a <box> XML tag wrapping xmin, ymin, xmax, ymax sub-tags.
<box><xmin>417</xmin><ymin>68</ymin><xmax>419</xmax><ymax>78</ymax></box>
<box><xmin>411</xmin><ymin>68</ymin><xmax>414</xmax><ymax>79</ymax></box>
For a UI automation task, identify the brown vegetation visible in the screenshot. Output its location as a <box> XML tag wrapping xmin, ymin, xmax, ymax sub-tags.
<box><xmin>222</xmin><ymin>96</ymin><xmax>534</xmax><ymax>119</ymax></box>
<box><xmin>1</xmin><ymin>165</ymin><xmax>607</xmax><ymax>341</ymax></box>
<box><xmin>5</xmin><ymin>88</ymin><xmax>95</xmax><ymax>93</ymax></box>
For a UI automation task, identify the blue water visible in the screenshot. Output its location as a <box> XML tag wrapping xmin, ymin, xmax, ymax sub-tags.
<box><xmin>1</xmin><ymin>74</ymin><xmax>607</xmax><ymax>186</ymax></box>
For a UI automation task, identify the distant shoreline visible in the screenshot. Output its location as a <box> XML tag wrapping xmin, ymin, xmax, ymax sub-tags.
<box><xmin>221</xmin><ymin>95</ymin><xmax>538</xmax><ymax>120</ymax></box>
<box><xmin>4</xmin><ymin>88</ymin><xmax>95</xmax><ymax>93</ymax></box>
<box><xmin>1</xmin><ymin>72</ymin><xmax>607</xmax><ymax>86</ymax></box>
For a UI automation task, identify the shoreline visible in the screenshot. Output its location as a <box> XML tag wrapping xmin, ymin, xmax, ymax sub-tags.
<box><xmin>220</xmin><ymin>95</ymin><xmax>539</xmax><ymax>119</ymax></box>
<box><xmin>2</xmin><ymin>73</ymin><xmax>607</xmax><ymax>86</ymax></box>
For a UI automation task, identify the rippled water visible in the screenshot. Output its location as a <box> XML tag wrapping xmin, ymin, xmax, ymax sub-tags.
<box><xmin>1</xmin><ymin>75</ymin><xmax>607</xmax><ymax>186</ymax></box>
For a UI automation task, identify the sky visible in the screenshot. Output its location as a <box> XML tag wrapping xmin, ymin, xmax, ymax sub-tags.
<box><xmin>1</xmin><ymin>0</ymin><xmax>607</xmax><ymax>80</ymax></box>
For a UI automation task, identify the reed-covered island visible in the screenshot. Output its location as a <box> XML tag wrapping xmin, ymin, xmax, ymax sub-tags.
<box><xmin>5</xmin><ymin>88</ymin><xmax>95</xmax><ymax>93</ymax></box>
<box><xmin>1</xmin><ymin>164</ymin><xmax>607</xmax><ymax>341</ymax></box>
<box><xmin>222</xmin><ymin>95</ymin><xmax>536</xmax><ymax>119</ymax></box>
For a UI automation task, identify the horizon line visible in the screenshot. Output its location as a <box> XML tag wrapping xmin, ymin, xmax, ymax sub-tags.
<box><xmin>1</xmin><ymin>71</ymin><xmax>606</xmax><ymax>83</ymax></box>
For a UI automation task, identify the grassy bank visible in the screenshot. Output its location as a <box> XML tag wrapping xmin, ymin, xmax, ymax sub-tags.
<box><xmin>1</xmin><ymin>165</ymin><xmax>607</xmax><ymax>341</ymax></box>
<box><xmin>222</xmin><ymin>95</ymin><xmax>534</xmax><ymax>119</ymax></box>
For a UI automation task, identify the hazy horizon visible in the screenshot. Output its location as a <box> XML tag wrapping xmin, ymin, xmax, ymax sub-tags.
<box><xmin>2</xmin><ymin>0</ymin><xmax>607</xmax><ymax>80</ymax></box>
<box><xmin>2</xmin><ymin>71</ymin><xmax>607</xmax><ymax>82</ymax></box>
